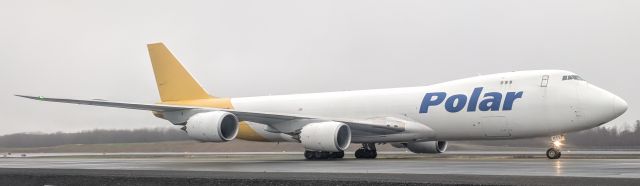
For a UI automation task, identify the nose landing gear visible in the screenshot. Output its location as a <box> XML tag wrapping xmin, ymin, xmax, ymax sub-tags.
<box><xmin>546</xmin><ymin>148</ymin><xmax>561</xmax><ymax>159</ymax></box>
<box><xmin>546</xmin><ymin>135</ymin><xmax>565</xmax><ymax>159</ymax></box>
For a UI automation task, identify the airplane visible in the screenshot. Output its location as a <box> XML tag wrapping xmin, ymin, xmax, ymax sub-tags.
<box><xmin>17</xmin><ymin>43</ymin><xmax>628</xmax><ymax>160</ymax></box>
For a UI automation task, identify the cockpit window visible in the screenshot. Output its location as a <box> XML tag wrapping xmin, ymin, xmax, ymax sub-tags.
<box><xmin>562</xmin><ymin>75</ymin><xmax>584</xmax><ymax>81</ymax></box>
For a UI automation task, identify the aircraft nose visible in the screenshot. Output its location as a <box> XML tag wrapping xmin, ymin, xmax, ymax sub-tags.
<box><xmin>579</xmin><ymin>84</ymin><xmax>627</xmax><ymax>126</ymax></box>
<box><xmin>612</xmin><ymin>94</ymin><xmax>628</xmax><ymax>117</ymax></box>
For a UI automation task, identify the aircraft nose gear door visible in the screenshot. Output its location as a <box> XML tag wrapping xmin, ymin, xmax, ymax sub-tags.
<box><xmin>480</xmin><ymin>116</ymin><xmax>511</xmax><ymax>137</ymax></box>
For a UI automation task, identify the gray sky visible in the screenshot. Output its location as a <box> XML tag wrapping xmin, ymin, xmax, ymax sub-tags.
<box><xmin>1</xmin><ymin>0</ymin><xmax>638</xmax><ymax>135</ymax></box>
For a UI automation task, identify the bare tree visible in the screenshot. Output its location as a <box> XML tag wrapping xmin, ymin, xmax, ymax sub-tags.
<box><xmin>1</xmin><ymin>124</ymin><xmax>639</xmax><ymax>149</ymax></box>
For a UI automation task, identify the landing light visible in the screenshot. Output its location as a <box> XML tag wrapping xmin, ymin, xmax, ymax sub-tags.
<box><xmin>553</xmin><ymin>141</ymin><xmax>563</xmax><ymax>147</ymax></box>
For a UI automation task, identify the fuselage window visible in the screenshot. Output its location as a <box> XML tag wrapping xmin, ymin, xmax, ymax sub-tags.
<box><xmin>562</xmin><ymin>75</ymin><xmax>584</xmax><ymax>81</ymax></box>
<box><xmin>572</xmin><ymin>75</ymin><xmax>584</xmax><ymax>81</ymax></box>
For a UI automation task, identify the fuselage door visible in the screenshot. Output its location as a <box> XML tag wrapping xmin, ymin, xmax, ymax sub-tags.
<box><xmin>540</xmin><ymin>75</ymin><xmax>550</xmax><ymax>87</ymax></box>
<box><xmin>480</xmin><ymin>116</ymin><xmax>511</xmax><ymax>137</ymax></box>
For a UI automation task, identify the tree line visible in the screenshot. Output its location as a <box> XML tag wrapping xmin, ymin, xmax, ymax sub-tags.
<box><xmin>462</xmin><ymin>121</ymin><xmax>640</xmax><ymax>148</ymax></box>
<box><xmin>0</xmin><ymin>121</ymin><xmax>638</xmax><ymax>148</ymax></box>
<box><xmin>0</xmin><ymin>128</ymin><xmax>190</xmax><ymax>148</ymax></box>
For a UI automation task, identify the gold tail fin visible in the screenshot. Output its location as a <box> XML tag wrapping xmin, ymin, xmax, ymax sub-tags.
<box><xmin>147</xmin><ymin>42</ymin><xmax>212</xmax><ymax>102</ymax></box>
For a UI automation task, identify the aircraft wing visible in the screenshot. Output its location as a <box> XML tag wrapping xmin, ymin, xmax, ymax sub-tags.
<box><xmin>16</xmin><ymin>95</ymin><xmax>404</xmax><ymax>135</ymax></box>
<box><xmin>16</xmin><ymin>95</ymin><xmax>187</xmax><ymax>112</ymax></box>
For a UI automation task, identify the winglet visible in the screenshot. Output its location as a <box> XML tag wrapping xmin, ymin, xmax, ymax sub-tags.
<box><xmin>147</xmin><ymin>43</ymin><xmax>213</xmax><ymax>102</ymax></box>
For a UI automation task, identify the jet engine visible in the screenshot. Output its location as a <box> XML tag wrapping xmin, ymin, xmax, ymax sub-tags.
<box><xmin>184</xmin><ymin>111</ymin><xmax>239</xmax><ymax>142</ymax></box>
<box><xmin>405</xmin><ymin>141</ymin><xmax>448</xmax><ymax>153</ymax></box>
<box><xmin>299</xmin><ymin>121</ymin><xmax>351</xmax><ymax>152</ymax></box>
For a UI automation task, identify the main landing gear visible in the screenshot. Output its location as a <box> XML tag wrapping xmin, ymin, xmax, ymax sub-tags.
<box><xmin>355</xmin><ymin>143</ymin><xmax>377</xmax><ymax>159</ymax></box>
<box><xmin>546</xmin><ymin>135</ymin><xmax>565</xmax><ymax>159</ymax></box>
<box><xmin>304</xmin><ymin>150</ymin><xmax>344</xmax><ymax>160</ymax></box>
<box><xmin>304</xmin><ymin>143</ymin><xmax>378</xmax><ymax>160</ymax></box>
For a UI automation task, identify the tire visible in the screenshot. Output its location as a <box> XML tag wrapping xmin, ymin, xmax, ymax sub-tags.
<box><xmin>546</xmin><ymin>148</ymin><xmax>561</xmax><ymax>159</ymax></box>
<box><xmin>304</xmin><ymin>150</ymin><xmax>316</xmax><ymax>160</ymax></box>
<box><xmin>319</xmin><ymin>151</ymin><xmax>330</xmax><ymax>159</ymax></box>
<box><xmin>330</xmin><ymin>151</ymin><xmax>344</xmax><ymax>159</ymax></box>
<box><xmin>355</xmin><ymin>149</ymin><xmax>377</xmax><ymax>159</ymax></box>
<box><xmin>355</xmin><ymin>149</ymin><xmax>364</xmax><ymax>159</ymax></box>
<box><xmin>304</xmin><ymin>150</ymin><xmax>314</xmax><ymax>160</ymax></box>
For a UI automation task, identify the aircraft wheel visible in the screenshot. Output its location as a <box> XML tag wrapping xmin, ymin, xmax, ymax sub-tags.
<box><xmin>331</xmin><ymin>151</ymin><xmax>344</xmax><ymax>159</ymax></box>
<box><xmin>306</xmin><ymin>150</ymin><xmax>337</xmax><ymax>160</ymax></box>
<box><xmin>320</xmin><ymin>151</ymin><xmax>331</xmax><ymax>159</ymax></box>
<box><xmin>355</xmin><ymin>149</ymin><xmax>365</xmax><ymax>159</ymax></box>
<box><xmin>304</xmin><ymin>150</ymin><xmax>315</xmax><ymax>160</ymax></box>
<box><xmin>369</xmin><ymin>150</ymin><xmax>377</xmax><ymax>159</ymax></box>
<box><xmin>355</xmin><ymin>148</ymin><xmax>377</xmax><ymax>159</ymax></box>
<box><xmin>546</xmin><ymin>148</ymin><xmax>561</xmax><ymax>159</ymax></box>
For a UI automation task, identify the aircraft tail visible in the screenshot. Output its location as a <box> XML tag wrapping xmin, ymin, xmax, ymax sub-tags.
<box><xmin>147</xmin><ymin>43</ymin><xmax>213</xmax><ymax>102</ymax></box>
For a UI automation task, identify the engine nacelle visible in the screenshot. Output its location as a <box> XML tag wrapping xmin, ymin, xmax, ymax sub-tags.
<box><xmin>299</xmin><ymin>121</ymin><xmax>351</xmax><ymax>152</ymax></box>
<box><xmin>185</xmin><ymin>111</ymin><xmax>239</xmax><ymax>142</ymax></box>
<box><xmin>406</xmin><ymin>141</ymin><xmax>448</xmax><ymax>153</ymax></box>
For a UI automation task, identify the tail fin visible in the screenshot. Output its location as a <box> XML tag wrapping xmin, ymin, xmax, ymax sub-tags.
<box><xmin>147</xmin><ymin>43</ymin><xmax>212</xmax><ymax>102</ymax></box>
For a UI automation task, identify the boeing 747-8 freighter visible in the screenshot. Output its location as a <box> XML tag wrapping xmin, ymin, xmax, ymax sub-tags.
<box><xmin>18</xmin><ymin>43</ymin><xmax>628</xmax><ymax>159</ymax></box>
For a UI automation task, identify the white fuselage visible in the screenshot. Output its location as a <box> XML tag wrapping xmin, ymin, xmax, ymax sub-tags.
<box><xmin>231</xmin><ymin>70</ymin><xmax>627</xmax><ymax>143</ymax></box>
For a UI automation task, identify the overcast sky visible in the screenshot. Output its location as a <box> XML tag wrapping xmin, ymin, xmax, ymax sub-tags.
<box><xmin>1</xmin><ymin>0</ymin><xmax>638</xmax><ymax>135</ymax></box>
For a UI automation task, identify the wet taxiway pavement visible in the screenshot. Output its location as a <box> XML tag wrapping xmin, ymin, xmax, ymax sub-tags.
<box><xmin>0</xmin><ymin>152</ymin><xmax>639</xmax><ymax>185</ymax></box>
<box><xmin>1</xmin><ymin>152</ymin><xmax>640</xmax><ymax>178</ymax></box>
